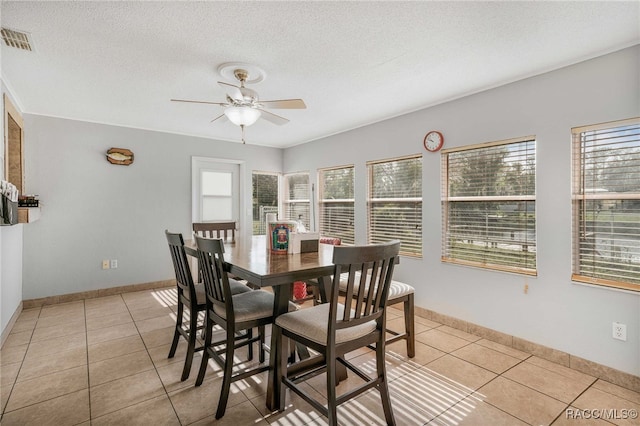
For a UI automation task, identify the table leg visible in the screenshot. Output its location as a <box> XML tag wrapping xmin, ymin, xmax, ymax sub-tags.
<box><xmin>266</xmin><ymin>283</ymin><xmax>291</xmax><ymax>411</ymax></box>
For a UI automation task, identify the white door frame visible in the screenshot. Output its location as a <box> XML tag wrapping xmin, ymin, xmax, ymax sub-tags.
<box><xmin>191</xmin><ymin>156</ymin><xmax>246</xmax><ymax>240</ymax></box>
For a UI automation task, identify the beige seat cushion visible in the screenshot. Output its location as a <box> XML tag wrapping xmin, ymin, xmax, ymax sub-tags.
<box><xmin>212</xmin><ymin>290</ymin><xmax>298</xmax><ymax>323</ymax></box>
<box><xmin>339</xmin><ymin>272</ymin><xmax>414</xmax><ymax>300</ymax></box>
<box><xmin>275</xmin><ymin>303</ymin><xmax>376</xmax><ymax>345</ymax></box>
<box><xmin>192</xmin><ymin>278</ymin><xmax>250</xmax><ymax>306</ymax></box>
<box><xmin>228</xmin><ymin>278</ymin><xmax>253</xmax><ymax>294</ymax></box>
<box><xmin>213</xmin><ymin>290</ymin><xmax>274</xmax><ymax>322</ymax></box>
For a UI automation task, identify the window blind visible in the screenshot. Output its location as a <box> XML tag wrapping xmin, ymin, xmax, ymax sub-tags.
<box><xmin>442</xmin><ymin>137</ymin><xmax>536</xmax><ymax>274</ymax></box>
<box><xmin>283</xmin><ymin>172</ymin><xmax>310</xmax><ymax>231</ymax></box>
<box><xmin>572</xmin><ymin>118</ymin><xmax>640</xmax><ymax>291</ymax></box>
<box><xmin>252</xmin><ymin>172</ymin><xmax>279</xmax><ymax>235</ymax></box>
<box><xmin>368</xmin><ymin>155</ymin><xmax>422</xmax><ymax>257</ymax></box>
<box><xmin>319</xmin><ymin>166</ymin><xmax>355</xmax><ymax>244</ymax></box>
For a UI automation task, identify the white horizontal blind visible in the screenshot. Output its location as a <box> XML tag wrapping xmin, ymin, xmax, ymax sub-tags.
<box><xmin>368</xmin><ymin>155</ymin><xmax>422</xmax><ymax>257</ymax></box>
<box><xmin>283</xmin><ymin>172</ymin><xmax>310</xmax><ymax>230</ymax></box>
<box><xmin>442</xmin><ymin>137</ymin><xmax>536</xmax><ymax>274</ymax></box>
<box><xmin>318</xmin><ymin>166</ymin><xmax>355</xmax><ymax>245</ymax></box>
<box><xmin>572</xmin><ymin>118</ymin><xmax>640</xmax><ymax>291</ymax></box>
<box><xmin>252</xmin><ymin>172</ymin><xmax>279</xmax><ymax>235</ymax></box>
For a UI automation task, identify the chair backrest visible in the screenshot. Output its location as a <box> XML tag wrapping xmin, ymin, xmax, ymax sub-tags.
<box><xmin>194</xmin><ymin>235</ymin><xmax>235</xmax><ymax>319</ymax></box>
<box><xmin>329</xmin><ymin>240</ymin><xmax>400</xmax><ymax>333</ymax></box>
<box><xmin>193</xmin><ymin>222</ymin><xmax>236</xmax><ymax>243</ymax></box>
<box><xmin>165</xmin><ymin>230</ymin><xmax>197</xmax><ymax>303</ymax></box>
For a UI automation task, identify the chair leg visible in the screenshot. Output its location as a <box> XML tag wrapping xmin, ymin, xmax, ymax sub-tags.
<box><xmin>247</xmin><ymin>328</ymin><xmax>254</xmax><ymax>361</ymax></box>
<box><xmin>259</xmin><ymin>325</ymin><xmax>266</xmax><ymax>364</ymax></box>
<box><xmin>168</xmin><ymin>300</ymin><xmax>183</xmax><ymax>358</ymax></box>
<box><xmin>404</xmin><ymin>294</ymin><xmax>415</xmax><ymax>358</ymax></box>
<box><xmin>195</xmin><ymin>315</ymin><xmax>213</xmax><ymax>387</ymax></box>
<box><xmin>216</xmin><ymin>325</ymin><xmax>237</xmax><ymax>419</ymax></box>
<box><xmin>278</xmin><ymin>334</ymin><xmax>289</xmax><ymax>412</ymax></box>
<box><xmin>326</xmin><ymin>346</ymin><xmax>338</xmax><ymax>426</ymax></box>
<box><xmin>376</xmin><ymin>337</ymin><xmax>396</xmax><ymax>426</ymax></box>
<box><xmin>181</xmin><ymin>307</ymin><xmax>198</xmax><ymax>381</ymax></box>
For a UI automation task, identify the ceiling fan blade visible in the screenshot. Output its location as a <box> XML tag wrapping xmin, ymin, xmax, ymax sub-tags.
<box><xmin>259</xmin><ymin>109</ymin><xmax>290</xmax><ymax>126</ymax></box>
<box><xmin>259</xmin><ymin>99</ymin><xmax>306</xmax><ymax>109</ymax></box>
<box><xmin>218</xmin><ymin>81</ymin><xmax>243</xmax><ymax>100</ymax></box>
<box><xmin>171</xmin><ymin>99</ymin><xmax>226</xmax><ymax>106</ymax></box>
<box><xmin>210</xmin><ymin>113</ymin><xmax>228</xmax><ymax>123</ymax></box>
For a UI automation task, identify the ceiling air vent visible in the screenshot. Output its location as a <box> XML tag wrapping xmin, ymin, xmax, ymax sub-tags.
<box><xmin>1</xmin><ymin>28</ymin><xmax>33</xmax><ymax>51</ymax></box>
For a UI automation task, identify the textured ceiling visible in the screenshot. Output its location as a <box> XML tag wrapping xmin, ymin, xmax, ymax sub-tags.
<box><xmin>1</xmin><ymin>1</ymin><xmax>638</xmax><ymax>148</ymax></box>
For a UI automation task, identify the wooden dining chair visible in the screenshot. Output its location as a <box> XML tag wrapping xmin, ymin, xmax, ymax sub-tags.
<box><xmin>193</xmin><ymin>235</ymin><xmax>276</xmax><ymax>419</ymax></box>
<box><xmin>164</xmin><ymin>230</ymin><xmax>251</xmax><ymax>382</ymax></box>
<box><xmin>275</xmin><ymin>240</ymin><xmax>401</xmax><ymax>426</ymax></box>
<box><xmin>193</xmin><ymin>221</ymin><xmax>236</xmax><ymax>243</ymax></box>
<box><xmin>323</xmin><ymin>237</ymin><xmax>416</xmax><ymax>357</ymax></box>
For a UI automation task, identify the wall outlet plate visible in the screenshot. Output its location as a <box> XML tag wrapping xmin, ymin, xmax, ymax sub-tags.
<box><xmin>110</xmin><ymin>259</ymin><xmax>118</xmax><ymax>269</ymax></box>
<box><xmin>612</xmin><ymin>322</ymin><xmax>627</xmax><ymax>341</ymax></box>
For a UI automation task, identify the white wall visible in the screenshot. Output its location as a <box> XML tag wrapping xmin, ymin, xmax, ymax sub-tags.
<box><xmin>284</xmin><ymin>46</ymin><xmax>640</xmax><ymax>376</ymax></box>
<box><xmin>0</xmin><ymin>83</ymin><xmax>24</xmax><ymax>337</ymax></box>
<box><xmin>21</xmin><ymin>117</ymin><xmax>282</xmax><ymax>299</ymax></box>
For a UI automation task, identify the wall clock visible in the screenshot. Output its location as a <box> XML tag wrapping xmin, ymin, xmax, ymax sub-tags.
<box><xmin>423</xmin><ymin>131</ymin><xmax>444</xmax><ymax>152</ymax></box>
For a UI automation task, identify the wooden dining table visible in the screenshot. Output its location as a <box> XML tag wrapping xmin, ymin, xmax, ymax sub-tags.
<box><xmin>186</xmin><ymin>235</ymin><xmax>337</xmax><ymax>411</ymax></box>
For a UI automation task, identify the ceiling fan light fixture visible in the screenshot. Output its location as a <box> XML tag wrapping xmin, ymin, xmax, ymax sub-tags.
<box><xmin>224</xmin><ymin>106</ymin><xmax>261</xmax><ymax>126</ymax></box>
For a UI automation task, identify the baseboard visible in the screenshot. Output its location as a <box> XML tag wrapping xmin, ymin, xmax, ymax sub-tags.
<box><xmin>21</xmin><ymin>279</ymin><xmax>175</xmax><ymax>309</ymax></box>
<box><xmin>0</xmin><ymin>301</ymin><xmax>23</xmax><ymax>349</ymax></box>
<box><xmin>414</xmin><ymin>305</ymin><xmax>640</xmax><ymax>393</ymax></box>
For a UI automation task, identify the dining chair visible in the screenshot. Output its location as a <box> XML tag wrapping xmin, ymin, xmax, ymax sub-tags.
<box><xmin>164</xmin><ymin>230</ymin><xmax>251</xmax><ymax>382</ymax></box>
<box><xmin>193</xmin><ymin>221</ymin><xmax>236</xmax><ymax>243</ymax></box>
<box><xmin>275</xmin><ymin>240</ymin><xmax>401</xmax><ymax>426</ymax></box>
<box><xmin>322</xmin><ymin>237</ymin><xmax>416</xmax><ymax>358</ymax></box>
<box><xmin>193</xmin><ymin>235</ymin><xmax>278</xmax><ymax>419</ymax></box>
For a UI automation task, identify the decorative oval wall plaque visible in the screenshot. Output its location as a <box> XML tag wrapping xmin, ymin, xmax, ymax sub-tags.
<box><xmin>106</xmin><ymin>148</ymin><xmax>134</xmax><ymax>165</ymax></box>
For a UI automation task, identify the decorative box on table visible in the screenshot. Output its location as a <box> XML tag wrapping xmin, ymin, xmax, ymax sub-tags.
<box><xmin>289</xmin><ymin>232</ymin><xmax>319</xmax><ymax>254</ymax></box>
<box><xmin>268</xmin><ymin>221</ymin><xmax>298</xmax><ymax>254</ymax></box>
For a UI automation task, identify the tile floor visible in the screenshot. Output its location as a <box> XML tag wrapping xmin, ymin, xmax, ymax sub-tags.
<box><xmin>1</xmin><ymin>287</ymin><xmax>639</xmax><ymax>425</ymax></box>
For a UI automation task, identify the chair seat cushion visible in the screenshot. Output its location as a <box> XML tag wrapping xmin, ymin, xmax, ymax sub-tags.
<box><xmin>275</xmin><ymin>303</ymin><xmax>376</xmax><ymax>345</ymax></box>
<box><xmin>339</xmin><ymin>273</ymin><xmax>414</xmax><ymax>300</ymax></box>
<box><xmin>214</xmin><ymin>290</ymin><xmax>275</xmax><ymax>322</ymax></box>
<box><xmin>193</xmin><ymin>284</ymin><xmax>207</xmax><ymax>306</ymax></box>
<box><xmin>192</xmin><ymin>278</ymin><xmax>250</xmax><ymax>306</ymax></box>
<box><xmin>229</xmin><ymin>278</ymin><xmax>253</xmax><ymax>294</ymax></box>
<box><xmin>212</xmin><ymin>289</ymin><xmax>298</xmax><ymax>323</ymax></box>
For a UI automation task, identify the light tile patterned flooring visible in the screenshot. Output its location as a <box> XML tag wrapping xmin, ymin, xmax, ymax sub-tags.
<box><xmin>1</xmin><ymin>287</ymin><xmax>639</xmax><ymax>425</ymax></box>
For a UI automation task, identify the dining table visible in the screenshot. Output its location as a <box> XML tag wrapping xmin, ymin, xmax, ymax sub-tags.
<box><xmin>186</xmin><ymin>234</ymin><xmax>338</xmax><ymax>411</ymax></box>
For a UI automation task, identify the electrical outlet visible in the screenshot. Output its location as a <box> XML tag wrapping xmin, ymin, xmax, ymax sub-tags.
<box><xmin>612</xmin><ymin>322</ymin><xmax>627</xmax><ymax>341</ymax></box>
<box><xmin>102</xmin><ymin>260</ymin><xmax>110</xmax><ymax>270</ymax></box>
<box><xmin>110</xmin><ymin>259</ymin><xmax>118</xmax><ymax>269</ymax></box>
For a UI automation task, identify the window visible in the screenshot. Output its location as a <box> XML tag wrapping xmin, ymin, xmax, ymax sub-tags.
<box><xmin>283</xmin><ymin>172</ymin><xmax>311</xmax><ymax>231</ymax></box>
<box><xmin>252</xmin><ymin>172</ymin><xmax>279</xmax><ymax>235</ymax></box>
<box><xmin>368</xmin><ymin>155</ymin><xmax>422</xmax><ymax>257</ymax></box>
<box><xmin>318</xmin><ymin>165</ymin><xmax>355</xmax><ymax>244</ymax></box>
<box><xmin>441</xmin><ymin>137</ymin><xmax>536</xmax><ymax>274</ymax></box>
<box><xmin>572</xmin><ymin>117</ymin><xmax>640</xmax><ymax>292</ymax></box>
<box><xmin>191</xmin><ymin>158</ymin><xmax>240</xmax><ymax>223</ymax></box>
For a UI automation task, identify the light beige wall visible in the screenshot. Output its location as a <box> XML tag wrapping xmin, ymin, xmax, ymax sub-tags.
<box><xmin>284</xmin><ymin>45</ymin><xmax>640</xmax><ymax>376</ymax></box>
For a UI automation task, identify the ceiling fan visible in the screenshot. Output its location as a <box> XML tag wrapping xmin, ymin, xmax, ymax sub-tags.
<box><xmin>171</xmin><ymin>66</ymin><xmax>306</xmax><ymax>143</ymax></box>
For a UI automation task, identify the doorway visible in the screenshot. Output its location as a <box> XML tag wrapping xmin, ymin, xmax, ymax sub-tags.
<box><xmin>191</xmin><ymin>157</ymin><xmax>245</xmax><ymax>237</ymax></box>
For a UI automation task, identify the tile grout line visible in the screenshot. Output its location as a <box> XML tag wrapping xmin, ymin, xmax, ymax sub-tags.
<box><xmin>0</xmin><ymin>306</ymin><xmax>41</xmax><ymax>421</ymax></box>
<box><xmin>122</xmin><ymin>290</ymin><xmax>186</xmax><ymax>425</ymax></box>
